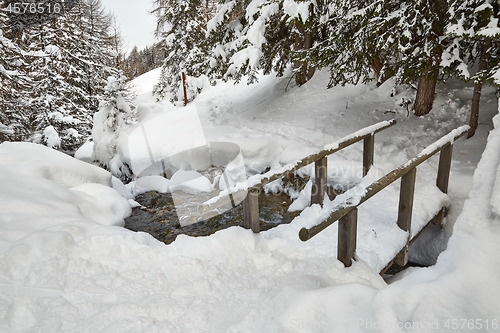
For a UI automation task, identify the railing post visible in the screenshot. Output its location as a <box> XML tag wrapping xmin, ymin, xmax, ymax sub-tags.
<box><xmin>337</xmin><ymin>208</ymin><xmax>358</xmax><ymax>267</ymax></box>
<box><xmin>181</xmin><ymin>72</ymin><xmax>188</xmax><ymax>106</ymax></box>
<box><xmin>395</xmin><ymin>167</ymin><xmax>416</xmax><ymax>266</ymax></box>
<box><xmin>311</xmin><ymin>157</ymin><xmax>328</xmax><ymax>206</ymax></box>
<box><xmin>433</xmin><ymin>144</ymin><xmax>453</xmax><ymax>225</ymax></box>
<box><xmin>363</xmin><ymin>134</ymin><xmax>375</xmax><ymax>176</ymax></box>
<box><xmin>243</xmin><ymin>188</ymin><xmax>260</xmax><ymax>233</ymax></box>
<box><xmin>437</xmin><ymin>143</ymin><xmax>453</xmax><ymax>194</ymax></box>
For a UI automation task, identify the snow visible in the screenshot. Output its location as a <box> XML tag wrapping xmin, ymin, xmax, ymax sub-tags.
<box><xmin>129</xmin><ymin>67</ymin><xmax>162</xmax><ymax>96</ymax></box>
<box><xmin>0</xmin><ymin>142</ymin><xmax>129</xmax><ymax>257</ymax></box>
<box><xmin>1</xmin><ymin>68</ymin><xmax>500</xmax><ymax>332</ymax></box>
<box><xmin>246</xmin><ymin>19</ymin><xmax>267</xmax><ymax>48</ymax></box>
<box><xmin>0</xmin><ymin>122</ymin><xmax>14</xmax><ymax>135</ymax></box>
<box><xmin>42</xmin><ymin>125</ymin><xmax>61</xmax><ymax>149</ymax></box>
<box><xmin>207</xmin><ymin>1</ymin><xmax>236</xmax><ymax>33</ymax></box>
<box><xmin>74</xmin><ymin>139</ymin><xmax>94</xmax><ymax>163</ymax></box>
<box><xmin>135</xmin><ymin>175</ymin><xmax>170</xmax><ymax>193</ymax></box>
<box><xmin>478</xmin><ymin>17</ymin><xmax>500</xmax><ymax>37</ymax></box>
<box><xmin>44</xmin><ymin>45</ymin><xmax>61</xmax><ymax>58</ymax></box>
<box><xmin>169</xmin><ymin>170</ymin><xmax>213</xmax><ymax>194</ymax></box>
<box><xmin>0</xmin><ymin>142</ymin><xmax>111</xmax><ymax>188</ymax></box>
<box><xmin>70</xmin><ymin>183</ymin><xmax>132</xmax><ymax>226</ymax></box>
<box><xmin>283</xmin><ymin>0</ymin><xmax>312</xmax><ymax>22</ymax></box>
<box><xmin>124</xmin><ymin>105</ymin><xmax>207</xmax><ymax>177</ymax></box>
<box><xmin>226</xmin><ymin>46</ymin><xmax>263</xmax><ymax>76</ymax></box>
<box><xmin>487</xmin><ymin>112</ymin><xmax>500</xmax><ymax>216</ymax></box>
<box><xmin>419</xmin><ymin>125</ymin><xmax>469</xmax><ymax>156</ymax></box>
<box><xmin>323</xmin><ymin>120</ymin><xmax>395</xmax><ymax>151</ymax></box>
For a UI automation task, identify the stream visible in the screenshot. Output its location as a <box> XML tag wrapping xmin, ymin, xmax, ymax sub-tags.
<box><xmin>124</xmin><ymin>174</ymin><xmax>309</xmax><ymax>244</ymax></box>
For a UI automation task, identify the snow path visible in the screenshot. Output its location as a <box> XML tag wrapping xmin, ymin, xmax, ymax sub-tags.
<box><xmin>1</xmin><ymin>70</ymin><xmax>498</xmax><ymax>332</ymax></box>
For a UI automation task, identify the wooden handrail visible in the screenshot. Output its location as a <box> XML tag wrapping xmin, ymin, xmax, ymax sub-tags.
<box><xmin>255</xmin><ymin>119</ymin><xmax>397</xmax><ymax>188</ymax></box>
<box><xmin>198</xmin><ymin>120</ymin><xmax>397</xmax><ymax>216</ymax></box>
<box><xmin>299</xmin><ymin>125</ymin><xmax>469</xmax><ymax>242</ymax></box>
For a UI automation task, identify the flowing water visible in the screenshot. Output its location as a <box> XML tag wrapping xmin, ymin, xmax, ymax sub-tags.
<box><xmin>124</xmin><ymin>189</ymin><xmax>301</xmax><ymax>244</ymax></box>
<box><xmin>124</xmin><ymin>173</ymin><xmax>310</xmax><ymax>244</ymax></box>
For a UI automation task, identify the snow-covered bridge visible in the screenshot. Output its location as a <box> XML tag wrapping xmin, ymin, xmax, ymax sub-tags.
<box><xmin>196</xmin><ymin>120</ymin><xmax>469</xmax><ymax>274</ymax></box>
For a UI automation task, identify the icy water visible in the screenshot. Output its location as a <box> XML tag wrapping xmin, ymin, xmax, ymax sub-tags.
<box><xmin>125</xmin><ymin>189</ymin><xmax>301</xmax><ymax>244</ymax></box>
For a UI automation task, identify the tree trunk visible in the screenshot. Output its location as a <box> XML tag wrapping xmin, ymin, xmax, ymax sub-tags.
<box><xmin>369</xmin><ymin>55</ymin><xmax>389</xmax><ymax>86</ymax></box>
<box><xmin>294</xmin><ymin>22</ymin><xmax>315</xmax><ymax>86</ymax></box>
<box><xmin>414</xmin><ymin>58</ymin><xmax>439</xmax><ymax>116</ymax></box>
<box><xmin>468</xmin><ymin>39</ymin><xmax>492</xmax><ymax>138</ymax></box>
<box><xmin>414</xmin><ymin>0</ymin><xmax>446</xmax><ymax>117</ymax></box>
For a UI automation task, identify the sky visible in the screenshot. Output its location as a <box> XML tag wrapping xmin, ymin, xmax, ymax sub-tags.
<box><xmin>101</xmin><ymin>0</ymin><xmax>158</xmax><ymax>52</ymax></box>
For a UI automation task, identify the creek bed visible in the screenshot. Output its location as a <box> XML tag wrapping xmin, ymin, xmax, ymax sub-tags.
<box><xmin>124</xmin><ymin>189</ymin><xmax>302</xmax><ymax>245</ymax></box>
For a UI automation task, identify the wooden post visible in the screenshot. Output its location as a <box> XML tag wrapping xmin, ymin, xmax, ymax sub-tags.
<box><xmin>434</xmin><ymin>144</ymin><xmax>453</xmax><ymax>225</ymax></box>
<box><xmin>338</xmin><ymin>208</ymin><xmax>357</xmax><ymax>267</ymax></box>
<box><xmin>436</xmin><ymin>144</ymin><xmax>453</xmax><ymax>194</ymax></box>
<box><xmin>181</xmin><ymin>72</ymin><xmax>188</xmax><ymax>106</ymax></box>
<box><xmin>243</xmin><ymin>188</ymin><xmax>260</xmax><ymax>233</ymax></box>
<box><xmin>363</xmin><ymin>134</ymin><xmax>375</xmax><ymax>176</ymax></box>
<box><xmin>311</xmin><ymin>157</ymin><xmax>328</xmax><ymax>206</ymax></box>
<box><xmin>395</xmin><ymin>167</ymin><xmax>416</xmax><ymax>266</ymax></box>
<box><xmin>430</xmin><ymin>207</ymin><xmax>446</xmax><ymax>225</ymax></box>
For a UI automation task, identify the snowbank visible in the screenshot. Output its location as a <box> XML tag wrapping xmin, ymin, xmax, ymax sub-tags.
<box><xmin>0</xmin><ymin>142</ymin><xmax>131</xmax><ymax>252</ymax></box>
<box><xmin>0</xmin><ymin>142</ymin><xmax>110</xmax><ymax>188</ymax></box>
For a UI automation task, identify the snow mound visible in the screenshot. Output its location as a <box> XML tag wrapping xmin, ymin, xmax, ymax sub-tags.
<box><xmin>71</xmin><ymin>183</ymin><xmax>132</xmax><ymax>226</ymax></box>
<box><xmin>0</xmin><ymin>142</ymin><xmax>131</xmax><ymax>251</ymax></box>
<box><xmin>74</xmin><ymin>139</ymin><xmax>94</xmax><ymax>163</ymax></box>
<box><xmin>136</xmin><ymin>175</ymin><xmax>170</xmax><ymax>193</ymax></box>
<box><xmin>0</xmin><ymin>142</ymin><xmax>110</xmax><ymax>187</ymax></box>
<box><xmin>170</xmin><ymin>170</ymin><xmax>213</xmax><ymax>194</ymax></box>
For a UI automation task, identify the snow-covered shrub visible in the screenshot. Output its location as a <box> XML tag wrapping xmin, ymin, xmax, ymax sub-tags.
<box><xmin>42</xmin><ymin>125</ymin><xmax>61</xmax><ymax>149</ymax></box>
<box><xmin>92</xmin><ymin>76</ymin><xmax>136</xmax><ymax>182</ymax></box>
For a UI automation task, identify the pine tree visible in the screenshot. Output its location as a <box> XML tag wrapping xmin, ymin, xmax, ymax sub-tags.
<box><xmin>446</xmin><ymin>0</ymin><xmax>500</xmax><ymax>137</ymax></box>
<box><xmin>360</xmin><ymin>0</ymin><xmax>449</xmax><ymax>116</ymax></box>
<box><xmin>19</xmin><ymin>21</ymin><xmax>90</xmax><ymax>151</ymax></box>
<box><xmin>152</xmin><ymin>0</ymin><xmax>212</xmax><ymax>102</ymax></box>
<box><xmin>205</xmin><ymin>0</ymin><xmax>337</xmax><ymax>87</ymax></box>
<box><xmin>206</xmin><ymin>0</ymin><xmax>288</xmax><ymax>84</ymax></box>
<box><xmin>0</xmin><ymin>0</ymin><xmax>125</xmax><ymax>152</ymax></box>
<box><xmin>92</xmin><ymin>75</ymin><xmax>135</xmax><ymax>181</ymax></box>
<box><xmin>284</xmin><ymin>0</ymin><xmax>324</xmax><ymax>85</ymax></box>
<box><xmin>304</xmin><ymin>0</ymin><xmax>383</xmax><ymax>87</ymax></box>
<box><xmin>68</xmin><ymin>0</ymin><xmax>120</xmax><ymax>113</ymax></box>
<box><xmin>0</xmin><ymin>6</ymin><xmax>27</xmax><ymax>143</ymax></box>
<box><xmin>109</xmin><ymin>16</ymin><xmax>126</xmax><ymax>69</ymax></box>
<box><xmin>373</xmin><ymin>0</ymin><xmax>449</xmax><ymax>116</ymax></box>
<box><xmin>307</xmin><ymin>0</ymin><xmax>450</xmax><ymax>115</ymax></box>
<box><xmin>123</xmin><ymin>46</ymin><xmax>142</xmax><ymax>78</ymax></box>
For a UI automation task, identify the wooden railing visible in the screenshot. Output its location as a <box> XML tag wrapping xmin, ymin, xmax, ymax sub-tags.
<box><xmin>197</xmin><ymin>120</ymin><xmax>397</xmax><ymax>232</ymax></box>
<box><xmin>298</xmin><ymin>125</ymin><xmax>470</xmax><ymax>271</ymax></box>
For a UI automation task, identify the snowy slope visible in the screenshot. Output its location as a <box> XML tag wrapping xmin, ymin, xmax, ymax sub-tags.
<box><xmin>1</xmin><ymin>69</ymin><xmax>499</xmax><ymax>332</ymax></box>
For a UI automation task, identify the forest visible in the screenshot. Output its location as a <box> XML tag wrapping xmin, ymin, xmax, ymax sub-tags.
<box><xmin>1</xmin><ymin>0</ymin><xmax>499</xmax><ymax>154</ymax></box>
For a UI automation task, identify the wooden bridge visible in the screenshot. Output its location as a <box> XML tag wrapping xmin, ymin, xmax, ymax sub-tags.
<box><xmin>198</xmin><ymin>120</ymin><xmax>469</xmax><ymax>274</ymax></box>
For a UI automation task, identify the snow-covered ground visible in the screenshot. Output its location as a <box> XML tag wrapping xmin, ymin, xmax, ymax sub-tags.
<box><xmin>1</xmin><ymin>69</ymin><xmax>499</xmax><ymax>332</ymax></box>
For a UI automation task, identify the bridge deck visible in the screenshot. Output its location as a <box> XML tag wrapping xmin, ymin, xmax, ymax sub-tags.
<box><xmin>280</xmin><ymin>178</ymin><xmax>449</xmax><ymax>273</ymax></box>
